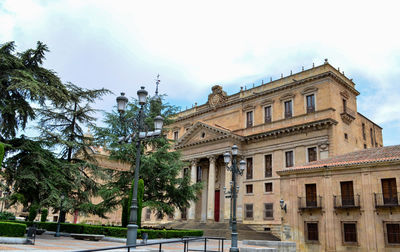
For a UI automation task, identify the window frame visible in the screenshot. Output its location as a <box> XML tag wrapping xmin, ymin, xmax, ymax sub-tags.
<box><xmin>284</xmin><ymin>150</ymin><xmax>294</xmax><ymax>168</ymax></box>
<box><xmin>305</xmin><ymin>221</ymin><xmax>319</xmax><ymax>243</ymax></box>
<box><xmin>264</xmin><ymin>203</ymin><xmax>274</xmax><ymax>220</ymax></box>
<box><xmin>245</xmin><ymin>184</ymin><xmax>254</xmax><ymax>195</ymax></box>
<box><xmin>264</xmin><ymin>105</ymin><xmax>272</xmax><ymax>123</ymax></box>
<box><xmin>341</xmin><ymin>221</ymin><xmax>358</xmax><ymax>245</ymax></box>
<box><xmin>307</xmin><ymin>146</ymin><xmax>318</xmax><ymax>163</ymax></box>
<box><xmin>305</xmin><ymin>93</ymin><xmax>316</xmax><ymax>113</ymax></box>
<box><xmin>196</xmin><ymin>166</ymin><xmax>202</xmax><ymax>182</ymax></box>
<box><xmin>264</xmin><ymin>182</ymin><xmax>273</xmax><ymax>193</ymax></box>
<box><xmin>173</xmin><ymin>131</ymin><xmax>179</xmax><ymax>141</ymax></box>
<box><xmin>145</xmin><ymin>208</ymin><xmax>151</xmax><ymax>221</ymax></box>
<box><xmin>246</xmin><ymin>110</ymin><xmax>254</xmax><ymax>128</ymax></box>
<box><xmin>244</xmin><ymin>204</ymin><xmax>254</xmax><ymax>220</ymax></box>
<box><xmin>283</xmin><ymin>99</ymin><xmax>293</xmax><ymax>119</ymax></box>
<box><xmin>264</xmin><ymin>154</ymin><xmax>273</xmax><ymax>178</ymax></box>
<box><xmin>384</xmin><ymin>221</ymin><xmax>400</xmax><ymax>246</ymax></box>
<box><xmin>246</xmin><ymin>157</ymin><xmax>253</xmax><ymax>180</ymax></box>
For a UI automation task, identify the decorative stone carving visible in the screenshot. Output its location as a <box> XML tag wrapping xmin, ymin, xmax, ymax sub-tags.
<box><xmin>279</xmin><ymin>92</ymin><xmax>295</xmax><ymax>101</ymax></box>
<box><xmin>208</xmin><ymin>85</ymin><xmax>227</xmax><ymax>108</ymax></box>
<box><xmin>301</xmin><ymin>86</ymin><xmax>318</xmax><ymax>95</ymax></box>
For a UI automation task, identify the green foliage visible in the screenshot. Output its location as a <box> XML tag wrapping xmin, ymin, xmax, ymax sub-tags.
<box><xmin>0</xmin><ymin>211</ymin><xmax>15</xmax><ymax>220</ymax></box>
<box><xmin>121</xmin><ymin>197</ymin><xmax>129</xmax><ymax>227</ymax></box>
<box><xmin>0</xmin><ymin>222</ymin><xmax>26</xmax><ymax>237</ymax></box>
<box><xmin>94</xmin><ymin>95</ymin><xmax>202</xmax><ymax>216</ymax></box>
<box><xmin>0</xmin><ymin>41</ymin><xmax>69</xmax><ymax>139</ymax></box>
<box><xmin>40</xmin><ymin>209</ymin><xmax>48</xmax><ymax>222</ymax></box>
<box><xmin>28</xmin><ymin>204</ymin><xmax>39</xmax><ymax>221</ymax></box>
<box><xmin>0</xmin><ymin>142</ymin><xmax>4</xmax><ymax>165</ymax></box>
<box><xmin>137</xmin><ymin>178</ymin><xmax>144</xmax><ymax>228</ymax></box>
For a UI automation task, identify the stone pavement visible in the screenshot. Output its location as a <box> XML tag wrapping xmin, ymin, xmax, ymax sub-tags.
<box><xmin>0</xmin><ymin>234</ymin><xmax>267</xmax><ymax>251</ymax></box>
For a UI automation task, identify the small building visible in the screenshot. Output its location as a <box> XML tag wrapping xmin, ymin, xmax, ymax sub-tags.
<box><xmin>278</xmin><ymin>145</ymin><xmax>400</xmax><ymax>251</ymax></box>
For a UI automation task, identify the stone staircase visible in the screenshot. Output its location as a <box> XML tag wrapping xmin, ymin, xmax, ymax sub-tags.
<box><xmin>161</xmin><ymin>222</ymin><xmax>280</xmax><ymax>241</ymax></box>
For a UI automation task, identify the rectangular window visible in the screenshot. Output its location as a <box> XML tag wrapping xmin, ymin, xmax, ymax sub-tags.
<box><xmin>174</xmin><ymin>131</ymin><xmax>179</xmax><ymax>141</ymax></box>
<box><xmin>265</xmin><ymin>182</ymin><xmax>273</xmax><ymax>192</ymax></box>
<box><xmin>343</xmin><ymin>99</ymin><xmax>347</xmax><ymax>112</ymax></box>
<box><xmin>264</xmin><ymin>203</ymin><xmax>273</xmax><ymax>219</ymax></box>
<box><xmin>246</xmin><ymin>111</ymin><xmax>253</xmax><ymax>128</ymax></box>
<box><xmin>386</xmin><ymin>223</ymin><xmax>400</xmax><ymax>244</ymax></box>
<box><xmin>382</xmin><ymin>178</ymin><xmax>398</xmax><ymax>205</ymax></box>
<box><xmin>183</xmin><ymin>168</ymin><xmax>189</xmax><ymax>177</ymax></box>
<box><xmin>265</xmin><ymin>154</ymin><xmax>272</xmax><ymax>177</ymax></box>
<box><xmin>343</xmin><ymin>223</ymin><xmax>357</xmax><ymax>243</ymax></box>
<box><xmin>306</xmin><ymin>222</ymin><xmax>319</xmax><ymax>242</ymax></box>
<box><xmin>307</xmin><ymin>147</ymin><xmax>317</xmax><ymax>162</ymax></box>
<box><xmin>362</xmin><ymin>123</ymin><xmax>366</xmax><ymax>140</ymax></box>
<box><xmin>264</xmin><ymin>106</ymin><xmax>272</xmax><ymax>123</ymax></box>
<box><xmin>145</xmin><ymin>208</ymin><xmax>151</xmax><ymax>220</ymax></box>
<box><xmin>285</xmin><ymin>151</ymin><xmax>294</xmax><ymax>168</ymax></box>
<box><xmin>156</xmin><ymin>212</ymin><xmax>163</xmax><ymax>220</ymax></box>
<box><xmin>246</xmin><ymin>157</ymin><xmax>253</xmax><ymax>180</ymax></box>
<box><xmin>246</xmin><ymin>184</ymin><xmax>253</xmax><ymax>194</ymax></box>
<box><xmin>344</xmin><ymin>133</ymin><xmax>348</xmax><ymax>140</ymax></box>
<box><xmin>364</xmin><ymin>144</ymin><xmax>367</xmax><ymax>149</ymax></box>
<box><xmin>306</xmin><ymin>184</ymin><xmax>317</xmax><ymax>207</ymax></box>
<box><xmin>340</xmin><ymin>181</ymin><xmax>355</xmax><ymax>206</ymax></box>
<box><xmin>284</xmin><ymin>100</ymin><xmax>292</xmax><ymax>118</ymax></box>
<box><xmin>245</xmin><ymin>204</ymin><xmax>253</xmax><ymax>219</ymax></box>
<box><xmin>168</xmin><ymin>213</ymin><xmax>174</xmax><ymax>220</ymax></box>
<box><xmin>196</xmin><ymin>166</ymin><xmax>202</xmax><ymax>182</ymax></box>
<box><xmin>370</xmin><ymin>128</ymin><xmax>374</xmax><ymax>146</ymax></box>
<box><xmin>181</xmin><ymin>208</ymin><xmax>187</xmax><ymax>220</ymax></box>
<box><xmin>306</xmin><ymin>94</ymin><xmax>315</xmax><ymax>113</ymax></box>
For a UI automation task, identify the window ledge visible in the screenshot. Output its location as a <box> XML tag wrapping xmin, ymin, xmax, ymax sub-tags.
<box><xmin>245</xmin><ymin>193</ymin><xmax>254</xmax><ymax>196</ymax></box>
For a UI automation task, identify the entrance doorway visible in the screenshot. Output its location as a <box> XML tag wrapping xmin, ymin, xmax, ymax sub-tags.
<box><xmin>214</xmin><ymin>190</ymin><xmax>220</xmax><ymax>222</ymax></box>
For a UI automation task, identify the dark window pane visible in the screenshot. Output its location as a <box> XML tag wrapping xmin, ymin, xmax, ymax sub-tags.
<box><xmin>246</xmin><ymin>111</ymin><xmax>253</xmax><ymax>128</ymax></box>
<box><xmin>265</xmin><ymin>106</ymin><xmax>272</xmax><ymax>123</ymax></box>
<box><xmin>343</xmin><ymin>223</ymin><xmax>357</xmax><ymax>243</ymax></box>
<box><xmin>246</xmin><ymin>184</ymin><xmax>253</xmax><ymax>194</ymax></box>
<box><xmin>174</xmin><ymin>131</ymin><xmax>179</xmax><ymax>141</ymax></box>
<box><xmin>307</xmin><ymin>223</ymin><xmax>318</xmax><ymax>241</ymax></box>
<box><xmin>246</xmin><ymin>158</ymin><xmax>253</xmax><ymax>179</ymax></box>
<box><xmin>284</xmin><ymin>101</ymin><xmax>292</xmax><ymax>118</ymax></box>
<box><xmin>341</xmin><ymin>181</ymin><xmax>354</xmax><ymax>206</ymax></box>
<box><xmin>285</xmin><ymin>151</ymin><xmax>293</xmax><ymax>167</ymax></box>
<box><xmin>382</xmin><ymin>178</ymin><xmax>398</xmax><ymax>205</ymax></box>
<box><xmin>362</xmin><ymin>123</ymin><xmax>366</xmax><ymax>140</ymax></box>
<box><xmin>265</xmin><ymin>183</ymin><xmax>273</xmax><ymax>192</ymax></box>
<box><xmin>308</xmin><ymin>147</ymin><xmax>317</xmax><ymax>162</ymax></box>
<box><xmin>370</xmin><ymin>128</ymin><xmax>374</xmax><ymax>145</ymax></box>
<box><xmin>245</xmin><ymin>204</ymin><xmax>253</xmax><ymax>219</ymax></box>
<box><xmin>265</xmin><ymin>154</ymin><xmax>272</xmax><ymax>177</ymax></box>
<box><xmin>387</xmin><ymin>224</ymin><xmax>400</xmax><ymax>244</ymax></box>
<box><xmin>306</xmin><ymin>94</ymin><xmax>315</xmax><ymax>113</ymax></box>
<box><xmin>196</xmin><ymin>166</ymin><xmax>202</xmax><ymax>182</ymax></box>
<box><xmin>306</xmin><ymin>184</ymin><xmax>317</xmax><ymax>207</ymax></box>
<box><xmin>264</xmin><ymin>203</ymin><xmax>273</xmax><ymax>218</ymax></box>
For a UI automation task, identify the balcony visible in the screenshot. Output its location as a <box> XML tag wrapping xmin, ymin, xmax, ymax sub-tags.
<box><xmin>333</xmin><ymin>195</ymin><xmax>361</xmax><ymax>209</ymax></box>
<box><xmin>298</xmin><ymin>196</ymin><xmax>323</xmax><ymax>211</ymax></box>
<box><xmin>307</xmin><ymin>106</ymin><xmax>315</xmax><ymax>114</ymax></box>
<box><xmin>374</xmin><ymin>193</ymin><xmax>400</xmax><ymax>208</ymax></box>
<box><xmin>284</xmin><ymin>112</ymin><xmax>292</xmax><ymax>119</ymax></box>
<box><xmin>340</xmin><ymin>106</ymin><xmax>356</xmax><ymax>124</ymax></box>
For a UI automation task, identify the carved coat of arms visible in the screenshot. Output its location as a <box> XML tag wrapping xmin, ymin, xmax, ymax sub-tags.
<box><xmin>208</xmin><ymin>85</ymin><xmax>227</xmax><ymax>108</ymax></box>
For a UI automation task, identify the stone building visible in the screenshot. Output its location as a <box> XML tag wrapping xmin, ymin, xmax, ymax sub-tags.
<box><xmin>144</xmin><ymin>61</ymin><xmax>383</xmax><ymax>238</ymax></box>
<box><xmin>278</xmin><ymin>145</ymin><xmax>400</xmax><ymax>251</ymax></box>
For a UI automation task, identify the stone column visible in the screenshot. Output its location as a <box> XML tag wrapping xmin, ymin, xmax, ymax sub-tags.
<box><xmin>207</xmin><ymin>156</ymin><xmax>216</xmax><ymax>221</ymax></box>
<box><xmin>188</xmin><ymin>159</ymin><xmax>197</xmax><ymax>220</ymax></box>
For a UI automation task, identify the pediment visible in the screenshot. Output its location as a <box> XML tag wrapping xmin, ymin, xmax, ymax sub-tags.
<box><xmin>175</xmin><ymin>121</ymin><xmax>242</xmax><ymax>149</ymax></box>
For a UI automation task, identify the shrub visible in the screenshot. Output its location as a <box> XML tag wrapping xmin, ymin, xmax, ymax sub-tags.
<box><xmin>137</xmin><ymin>179</ymin><xmax>144</xmax><ymax>228</ymax></box>
<box><xmin>0</xmin><ymin>221</ymin><xmax>26</xmax><ymax>237</ymax></box>
<box><xmin>0</xmin><ymin>211</ymin><xmax>15</xmax><ymax>220</ymax></box>
<box><xmin>28</xmin><ymin>204</ymin><xmax>39</xmax><ymax>222</ymax></box>
<box><xmin>40</xmin><ymin>209</ymin><xmax>48</xmax><ymax>222</ymax></box>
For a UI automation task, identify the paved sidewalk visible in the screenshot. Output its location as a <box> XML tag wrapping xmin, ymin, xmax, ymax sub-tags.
<box><xmin>0</xmin><ymin>234</ymin><xmax>265</xmax><ymax>251</ymax></box>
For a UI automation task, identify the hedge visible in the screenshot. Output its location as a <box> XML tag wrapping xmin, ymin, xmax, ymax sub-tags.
<box><xmin>7</xmin><ymin>220</ymin><xmax>203</xmax><ymax>238</ymax></box>
<box><xmin>0</xmin><ymin>221</ymin><xmax>26</xmax><ymax>237</ymax></box>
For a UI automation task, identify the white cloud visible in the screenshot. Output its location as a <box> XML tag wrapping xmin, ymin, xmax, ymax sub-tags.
<box><xmin>1</xmin><ymin>0</ymin><xmax>400</xmax><ymax>143</ymax></box>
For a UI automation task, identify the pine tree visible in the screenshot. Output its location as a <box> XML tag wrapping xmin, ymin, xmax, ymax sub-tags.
<box><xmin>94</xmin><ymin>94</ymin><xmax>202</xmax><ymax>217</ymax></box>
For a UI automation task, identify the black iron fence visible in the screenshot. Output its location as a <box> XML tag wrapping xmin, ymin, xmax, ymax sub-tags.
<box><xmin>333</xmin><ymin>194</ymin><xmax>360</xmax><ymax>209</ymax></box>
<box><xmin>298</xmin><ymin>196</ymin><xmax>323</xmax><ymax>210</ymax></box>
<box><xmin>374</xmin><ymin>193</ymin><xmax>400</xmax><ymax>208</ymax></box>
<box><xmin>75</xmin><ymin>236</ymin><xmax>225</xmax><ymax>252</ymax></box>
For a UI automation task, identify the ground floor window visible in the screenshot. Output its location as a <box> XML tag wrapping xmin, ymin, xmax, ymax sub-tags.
<box><xmin>264</xmin><ymin>203</ymin><xmax>273</xmax><ymax>219</ymax></box>
<box><xmin>145</xmin><ymin>208</ymin><xmax>151</xmax><ymax>220</ymax></box>
<box><xmin>244</xmin><ymin>204</ymin><xmax>253</xmax><ymax>219</ymax></box>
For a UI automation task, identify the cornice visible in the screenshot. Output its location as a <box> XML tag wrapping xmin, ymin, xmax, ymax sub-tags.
<box><xmin>174</xmin><ymin>71</ymin><xmax>358</xmax><ymax>123</ymax></box>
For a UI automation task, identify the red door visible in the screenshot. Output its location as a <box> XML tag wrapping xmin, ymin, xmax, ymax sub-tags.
<box><xmin>214</xmin><ymin>190</ymin><xmax>220</xmax><ymax>222</ymax></box>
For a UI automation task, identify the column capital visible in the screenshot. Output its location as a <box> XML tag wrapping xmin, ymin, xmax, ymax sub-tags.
<box><xmin>207</xmin><ymin>155</ymin><xmax>217</xmax><ymax>163</ymax></box>
<box><xmin>190</xmin><ymin>159</ymin><xmax>198</xmax><ymax>166</ymax></box>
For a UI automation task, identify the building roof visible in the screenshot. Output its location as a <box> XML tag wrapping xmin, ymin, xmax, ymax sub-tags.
<box><xmin>284</xmin><ymin>145</ymin><xmax>400</xmax><ymax>172</ymax></box>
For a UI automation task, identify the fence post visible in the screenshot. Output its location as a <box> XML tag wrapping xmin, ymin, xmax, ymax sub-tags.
<box><xmin>204</xmin><ymin>237</ymin><xmax>207</xmax><ymax>251</ymax></box>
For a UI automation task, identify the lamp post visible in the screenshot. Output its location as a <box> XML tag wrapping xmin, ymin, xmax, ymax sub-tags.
<box><xmin>223</xmin><ymin>145</ymin><xmax>246</xmax><ymax>252</ymax></box>
<box><xmin>1</xmin><ymin>192</ymin><xmax>8</xmax><ymax>212</ymax></box>
<box><xmin>116</xmin><ymin>87</ymin><xmax>164</xmax><ymax>247</ymax></box>
<box><xmin>55</xmin><ymin>194</ymin><xmax>65</xmax><ymax>237</ymax></box>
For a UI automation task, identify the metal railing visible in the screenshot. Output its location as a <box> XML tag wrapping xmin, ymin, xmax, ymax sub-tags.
<box><xmin>333</xmin><ymin>195</ymin><xmax>360</xmax><ymax>209</ymax></box>
<box><xmin>298</xmin><ymin>196</ymin><xmax>323</xmax><ymax>210</ymax></box>
<box><xmin>306</xmin><ymin>106</ymin><xmax>315</xmax><ymax>113</ymax></box>
<box><xmin>75</xmin><ymin>236</ymin><xmax>225</xmax><ymax>252</ymax></box>
<box><xmin>374</xmin><ymin>193</ymin><xmax>400</xmax><ymax>208</ymax></box>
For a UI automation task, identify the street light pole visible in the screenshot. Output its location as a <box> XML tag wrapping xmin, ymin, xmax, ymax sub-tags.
<box><xmin>116</xmin><ymin>86</ymin><xmax>164</xmax><ymax>248</ymax></box>
<box><xmin>224</xmin><ymin>145</ymin><xmax>246</xmax><ymax>252</ymax></box>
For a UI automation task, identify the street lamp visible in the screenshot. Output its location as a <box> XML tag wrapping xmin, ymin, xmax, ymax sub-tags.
<box><xmin>116</xmin><ymin>87</ymin><xmax>164</xmax><ymax>247</ymax></box>
<box><xmin>55</xmin><ymin>194</ymin><xmax>65</xmax><ymax>237</ymax></box>
<box><xmin>223</xmin><ymin>145</ymin><xmax>246</xmax><ymax>252</ymax></box>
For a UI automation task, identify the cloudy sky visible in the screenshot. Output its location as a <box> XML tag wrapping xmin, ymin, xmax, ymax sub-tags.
<box><xmin>1</xmin><ymin>0</ymin><xmax>400</xmax><ymax>145</ymax></box>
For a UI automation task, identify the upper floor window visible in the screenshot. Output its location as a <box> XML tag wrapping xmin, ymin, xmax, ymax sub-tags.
<box><xmin>381</xmin><ymin>178</ymin><xmax>398</xmax><ymax>205</ymax></box>
<box><xmin>340</xmin><ymin>181</ymin><xmax>355</xmax><ymax>206</ymax></box>
<box><xmin>305</xmin><ymin>222</ymin><xmax>319</xmax><ymax>242</ymax></box>
<box><xmin>306</xmin><ymin>94</ymin><xmax>315</xmax><ymax>113</ymax></box>
<box><xmin>265</xmin><ymin>154</ymin><xmax>272</xmax><ymax>177</ymax></box>
<box><xmin>246</xmin><ymin>184</ymin><xmax>253</xmax><ymax>194</ymax></box>
<box><xmin>370</xmin><ymin>128</ymin><xmax>374</xmax><ymax>146</ymax></box>
<box><xmin>265</xmin><ymin>182</ymin><xmax>273</xmax><ymax>192</ymax></box>
<box><xmin>174</xmin><ymin>131</ymin><xmax>179</xmax><ymax>141</ymax></box>
<box><xmin>343</xmin><ymin>223</ymin><xmax>357</xmax><ymax>243</ymax></box>
<box><xmin>306</xmin><ymin>184</ymin><xmax>317</xmax><ymax>207</ymax></box>
<box><xmin>264</xmin><ymin>106</ymin><xmax>272</xmax><ymax>123</ymax></box>
<box><xmin>362</xmin><ymin>123</ymin><xmax>366</xmax><ymax>140</ymax></box>
<box><xmin>264</xmin><ymin>203</ymin><xmax>273</xmax><ymax>219</ymax></box>
<box><xmin>307</xmin><ymin>147</ymin><xmax>317</xmax><ymax>162</ymax></box>
<box><xmin>246</xmin><ymin>157</ymin><xmax>253</xmax><ymax>180</ymax></box>
<box><xmin>246</xmin><ymin>111</ymin><xmax>253</xmax><ymax>128</ymax></box>
<box><xmin>285</xmin><ymin>150</ymin><xmax>294</xmax><ymax>168</ymax></box>
<box><xmin>385</xmin><ymin>222</ymin><xmax>400</xmax><ymax>244</ymax></box>
<box><xmin>343</xmin><ymin>99</ymin><xmax>347</xmax><ymax>113</ymax></box>
<box><xmin>284</xmin><ymin>100</ymin><xmax>292</xmax><ymax>118</ymax></box>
